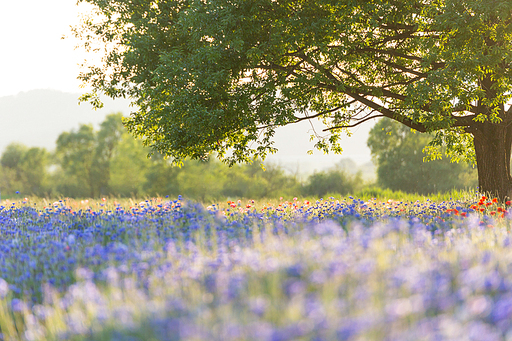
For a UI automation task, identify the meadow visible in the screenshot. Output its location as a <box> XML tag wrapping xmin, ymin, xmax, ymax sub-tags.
<box><xmin>0</xmin><ymin>193</ymin><xmax>512</xmax><ymax>340</ymax></box>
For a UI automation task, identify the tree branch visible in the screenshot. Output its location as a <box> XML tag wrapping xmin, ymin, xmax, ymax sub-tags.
<box><xmin>379</xmin><ymin>23</ymin><xmax>418</xmax><ymax>30</ymax></box>
<box><xmin>318</xmin><ymin>81</ymin><xmax>408</xmax><ymax>104</ymax></box>
<box><xmin>323</xmin><ymin>114</ymin><xmax>385</xmax><ymax>131</ymax></box>
<box><xmin>295</xmin><ymin>51</ymin><xmax>410</xmax><ymax>102</ymax></box>
<box><xmin>346</xmin><ymin>47</ymin><xmax>424</xmax><ymax>62</ymax></box>
<box><xmin>376</xmin><ymin>58</ymin><xmax>426</xmax><ymax>77</ymax></box>
<box><xmin>451</xmin><ymin>114</ymin><xmax>477</xmax><ymax>127</ymax></box>
<box><xmin>255</xmin><ymin>103</ymin><xmax>356</xmax><ymax>130</ymax></box>
<box><xmin>377</xmin><ymin>29</ymin><xmax>418</xmax><ymax>46</ymax></box>
<box><xmin>342</xmin><ymin>91</ymin><xmax>428</xmax><ymax>132</ymax></box>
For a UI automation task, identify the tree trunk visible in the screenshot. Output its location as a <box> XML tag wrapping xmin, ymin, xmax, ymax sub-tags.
<box><xmin>473</xmin><ymin>121</ymin><xmax>512</xmax><ymax>200</ymax></box>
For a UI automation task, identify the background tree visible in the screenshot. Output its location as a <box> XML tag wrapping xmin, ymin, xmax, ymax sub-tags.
<box><xmin>1</xmin><ymin>143</ymin><xmax>26</xmax><ymax>171</ymax></box>
<box><xmin>368</xmin><ymin>119</ymin><xmax>477</xmax><ymax>195</ymax></box>
<box><xmin>20</xmin><ymin>147</ymin><xmax>50</xmax><ymax>196</ymax></box>
<box><xmin>175</xmin><ymin>158</ymin><xmax>226</xmax><ymax>202</ymax></box>
<box><xmin>222</xmin><ymin>162</ymin><xmax>301</xmax><ymax>199</ymax></box>
<box><xmin>108</xmin><ymin>129</ymin><xmax>149</xmax><ymax>197</ymax></box>
<box><xmin>54</xmin><ymin>113</ymin><xmax>126</xmax><ymax>197</ymax></box>
<box><xmin>0</xmin><ymin>143</ymin><xmax>50</xmax><ymax>196</ymax></box>
<box><xmin>75</xmin><ymin>0</ymin><xmax>512</xmax><ymax>199</ymax></box>
<box><xmin>94</xmin><ymin>113</ymin><xmax>125</xmax><ymax>195</ymax></box>
<box><xmin>0</xmin><ymin>144</ymin><xmax>27</xmax><ymax>195</ymax></box>
<box><xmin>55</xmin><ymin>124</ymin><xmax>97</xmax><ymax>197</ymax></box>
<box><xmin>49</xmin><ymin>113</ymin><xmax>303</xmax><ymax>199</ymax></box>
<box><xmin>302</xmin><ymin>168</ymin><xmax>362</xmax><ymax>198</ymax></box>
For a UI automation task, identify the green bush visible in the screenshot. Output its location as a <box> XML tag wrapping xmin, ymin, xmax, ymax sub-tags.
<box><xmin>302</xmin><ymin>168</ymin><xmax>363</xmax><ymax>198</ymax></box>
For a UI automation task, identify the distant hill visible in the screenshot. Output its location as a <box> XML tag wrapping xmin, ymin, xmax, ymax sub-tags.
<box><xmin>0</xmin><ymin>89</ymin><xmax>376</xmax><ymax>178</ymax></box>
<box><xmin>0</xmin><ymin>89</ymin><xmax>133</xmax><ymax>153</ymax></box>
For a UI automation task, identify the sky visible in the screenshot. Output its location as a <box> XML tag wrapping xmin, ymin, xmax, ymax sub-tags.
<box><xmin>0</xmin><ymin>0</ymin><xmax>95</xmax><ymax>96</ymax></box>
<box><xmin>0</xmin><ymin>0</ymin><xmax>377</xmax><ymax>173</ymax></box>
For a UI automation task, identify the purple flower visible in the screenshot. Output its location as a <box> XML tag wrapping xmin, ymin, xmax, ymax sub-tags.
<box><xmin>11</xmin><ymin>298</ymin><xmax>27</xmax><ymax>312</ymax></box>
<box><xmin>0</xmin><ymin>278</ymin><xmax>9</xmax><ymax>298</ymax></box>
<box><xmin>491</xmin><ymin>295</ymin><xmax>512</xmax><ymax>323</ymax></box>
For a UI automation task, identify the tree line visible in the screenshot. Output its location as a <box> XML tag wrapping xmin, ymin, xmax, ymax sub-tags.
<box><xmin>0</xmin><ymin>114</ymin><xmax>476</xmax><ymax>200</ymax></box>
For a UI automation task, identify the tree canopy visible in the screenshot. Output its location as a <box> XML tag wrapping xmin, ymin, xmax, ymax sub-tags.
<box><xmin>74</xmin><ymin>0</ymin><xmax>512</xmax><ymax>198</ymax></box>
<box><xmin>0</xmin><ymin>144</ymin><xmax>49</xmax><ymax>197</ymax></box>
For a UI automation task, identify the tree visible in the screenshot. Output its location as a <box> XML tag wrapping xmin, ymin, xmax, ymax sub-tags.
<box><xmin>0</xmin><ymin>143</ymin><xmax>50</xmax><ymax>196</ymax></box>
<box><xmin>1</xmin><ymin>143</ymin><xmax>27</xmax><ymax>170</ymax></box>
<box><xmin>54</xmin><ymin>113</ymin><xmax>132</xmax><ymax>197</ymax></box>
<box><xmin>55</xmin><ymin>124</ymin><xmax>98</xmax><ymax>197</ymax></box>
<box><xmin>221</xmin><ymin>161</ymin><xmax>300</xmax><ymax>199</ymax></box>
<box><xmin>75</xmin><ymin>0</ymin><xmax>512</xmax><ymax>199</ymax></box>
<box><xmin>368</xmin><ymin>118</ymin><xmax>477</xmax><ymax>194</ymax></box>
<box><xmin>143</xmin><ymin>153</ymin><xmax>181</xmax><ymax>197</ymax></box>
<box><xmin>302</xmin><ymin>167</ymin><xmax>362</xmax><ymax>198</ymax></box>
<box><xmin>108</xmin><ymin>129</ymin><xmax>150</xmax><ymax>197</ymax></box>
<box><xmin>20</xmin><ymin>147</ymin><xmax>50</xmax><ymax>196</ymax></box>
<box><xmin>94</xmin><ymin>113</ymin><xmax>125</xmax><ymax>195</ymax></box>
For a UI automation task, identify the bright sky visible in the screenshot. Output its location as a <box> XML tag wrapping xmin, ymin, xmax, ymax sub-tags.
<box><xmin>0</xmin><ymin>0</ymin><xmax>95</xmax><ymax>97</ymax></box>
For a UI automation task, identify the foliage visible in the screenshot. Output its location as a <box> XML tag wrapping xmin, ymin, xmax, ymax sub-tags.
<box><xmin>0</xmin><ymin>114</ymin><xmax>480</xmax><ymax>200</ymax></box>
<box><xmin>54</xmin><ymin>124</ymin><xmax>98</xmax><ymax>197</ymax></box>
<box><xmin>0</xmin><ymin>196</ymin><xmax>511</xmax><ymax>340</ymax></box>
<box><xmin>53</xmin><ymin>113</ymin><xmax>147</xmax><ymax>198</ymax></box>
<box><xmin>0</xmin><ymin>114</ymin><xmax>304</xmax><ymax>200</ymax></box>
<box><xmin>302</xmin><ymin>167</ymin><xmax>363</xmax><ymax>198</ymax></box>
<box><xmin>142</xmin><ymin>157</ymin><xmax>302</xmax><ymax>201</ymax></box>
<box><xmin>0</xmin><ymin>143</ymin><xmax>49</xmax><ymax>196</ymax></box>
<box><xmin>108</xmin><ymin>130</ymin><xmax>150</xmax><ymax>197</ymax></box>
<box><xmin>368</xmin><ymin>118</ymin><xmax>478</xmax><ymax>195</ymax></box>
<box><xmin>74</xmin><ymin>0</ymin><xmax>512</xmax><ymax>193</ymax></box>
<box><xmin>222</xmin><ymin>162</ymin><xmax>301</xmax><ymax>199</ymax></box>
<box><xmin>94</xmin><ymin>113</ymin><xmax>126</xmax><ymax>194</ymax></box>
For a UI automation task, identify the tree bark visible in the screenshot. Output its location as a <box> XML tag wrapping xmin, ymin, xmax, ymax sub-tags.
<box><xmin>473</xmin><ymin>121</ymin><xmax>512</xmax><ymax>200</ymax></box>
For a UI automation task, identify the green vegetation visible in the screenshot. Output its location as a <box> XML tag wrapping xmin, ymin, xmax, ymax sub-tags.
<box><xmin>75</xmin><ymin>0</ymin><xmax>512</xmax><ymax>199</ymax></box>
<box><xmin>0</xmin><ymin>114</ymin><xmax>478</xmax><ymax>201</ymax></box>
<box><xmin>368</xmin><ymin>118</ymin><xmax>478</xmax><ymax>195</ymax></box>
<box><xmin>0</xmin><ymin>144</ymin><xmax>49</xmax><ymax>197</ymax></box>
<box><xmin>302</xmin><ymin>168</ymin><xmax>362</xmax><ymax>198</ymax></box>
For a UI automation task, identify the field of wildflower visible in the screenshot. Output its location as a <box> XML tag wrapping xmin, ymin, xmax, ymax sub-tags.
<box><xmin>1</xmin><ymin>193</ymin><xmax>512</xmax><ymax>340</ymax></box>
